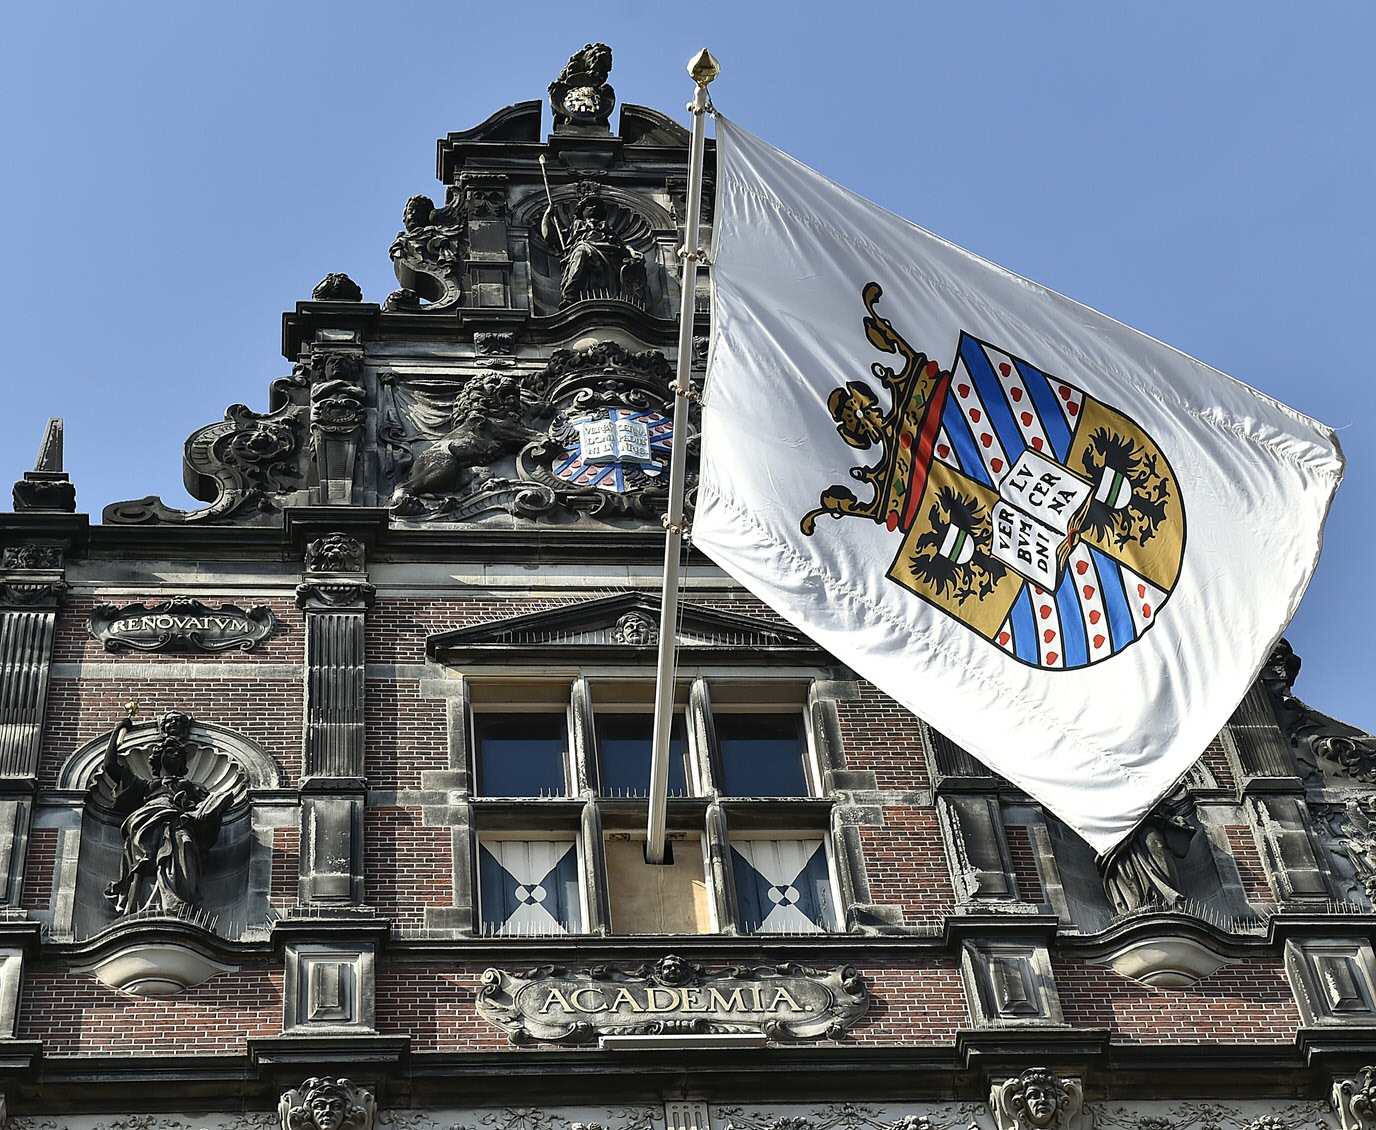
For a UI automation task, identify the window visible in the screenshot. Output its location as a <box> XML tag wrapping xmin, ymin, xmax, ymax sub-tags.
<box><xmin>466</xmin><ymin>676</ymin><xmax>836</xmax><ymax>936</ymax></box>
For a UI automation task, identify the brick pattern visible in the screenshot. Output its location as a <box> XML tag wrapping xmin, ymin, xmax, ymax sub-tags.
<box><xmin>859</xmin><ymin>809</ymin><xmax>957</xmax><ymax>925</ymax></box>
<box><xmin>1201</xmin><ymin>736</ymin><xmax>1237</xmax><ymax>791</ymax></box>
<box><xmin>374</xmin><ymin>959</ymin><xmax>969</xmax><ymax>1051</ymax></box>
<box><xmin>365</xmin><ymin>808</ymin><xmax>453</xmax><ymax>929</ymax></box>
<box><xmin>19</xmin><ymin>826</ymin><xmax>57</xmax><ymax>911</ymax></box>
<box><xmin>270</xmin><ymin>826</ymin><xmax>299</xmax><ymax>912</ymax></box>
<box><xmin>1053</xmin><ymin>956</ymin><xmax>1298</xmax><ymax>1043</ymax></box>
<box><xmin>1004</xmin><ymin>824</ymin><xmax>1045</xmax><ymax>904</ymax></box>
<box><xmin>1224</xmin><ymin>824</ymin><xmax>1274</xmax><ymax>905</ymax></box>
<box><xmin>39</xmin><ymin>678</ymin><xmax>301</xmax><ymax>788</ymax></box>
<box><xmin>365</xmin><ymin>680</ymin><xmax>447</xmax><ymax>790</ymax></box>
<box><xmin>19</xmin><ymin>966</ymin><xmax>283</xmax><ymax>1056</ymax></box>
<box><xmin>836</xmin><ymin>683</ymin><xmax>928</xmax><ymax>793</ymax></box>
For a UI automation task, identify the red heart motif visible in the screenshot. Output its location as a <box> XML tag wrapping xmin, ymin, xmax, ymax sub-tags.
<box><xmin>1010</xmin><ymin>387</ymin><xmax>1024</xmax><ymax>401</ymax></box>
<box><xmin>925</xmin><ymin>360</ymin><xmax>940</xmax><ymax>377</ymax></box>
<box><xmin>1082</xmin><ymin>585</ymin><xmax>1095</xmax><ymax>599</ymax></box>
<box><xmin>1043</xmin><ymin>629</ymin><xmax>1056</xmax><ymax>644</ymax></box>
<box><xmin>1039</xmin><ymin>605</ymin><xmax>1052</xmax><ymax>620</ymax></box>
<box><xmin>1075</xmin><ymin>560</ymin><xmax>1089</xmax><ymax>575</ymax></box>
<box><xmin>1059</xmin><ymin>386</ymin><xmax>1071</xmax><ymax>401</ymax></box>
<box><xmin>999</xmin><ymin>362</ymin><xmax>1011</xmax><ymax>376</ymax></box>
<box><xmin>1142</xmin><ymin>603</ymin><xmax>1152</xmax><ymax>618</ymax></box>
<box><xmin>1067</xmin><ymin>401</ymin><xmax>1079</xmax><ymax>416</ymax></box>
<box><xmin>1020</xmin><ymin>412</ymin><xmax>1033</xmax><ymax>426</ymax></box>
<box><xmin>1033</xmin><ymin>585</ymin><xmax>1044</xmax><ymax>597</ymax></box>
<box><xmin>1031</xmin><ymin>436</ymin><xmax>1044</xmax><ymax>451</ymax></box>
<box><xmin>990</xmin><ymin>458</ymin><xmax>1004</xmax><ymax>473</ymax></box>
<box><xmin>1088</xmin><ymin>610</ymin><xmax>1102</xmax><ymax>624</ymax></box>
<box><xmin>936</xmin><ymin>444</ymin><xmax>950</xmax><ymax>459</ymax></box>
<box><xmin>969</xmin><ymin>408</ymin><xmax>982</xmax><ymax>422</ymax></box>
<box><xmin>1045</xmin><ymin>652</ymin><xmax>1059</xmax><ymax>664</ymax></box>
<box><xmin>958</xmin><ymin>384</ymin><xmax>971</xmax><ymax>398</ymax></box>
<box><xmin>1137</xmin><ymin>584</ymin><xmax>1146</xmax><ymax>597</ymax></box>
<box><xmin>980</xmin><ymin>433</ymin><xmax>993</xmax><ymax>448</ymax></box>
<box><xmin>1092</xmin><ymin>634</ymin><xmax>1106</xmax><ymax>648</ymax></box>
<box><xmin>997</xmin><ymin>631</ymin><xmax>1011</xmax><ymax>646</ymax></box>
<box><xmin>886</xmin><ymin>512</ymin><xmax>899</xmax><ymax>531</ymax></box>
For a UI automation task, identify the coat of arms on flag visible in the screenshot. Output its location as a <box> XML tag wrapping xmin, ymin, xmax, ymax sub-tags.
<box><xmin>801</xmin><ymin>283</ymin><xmax>1185</xmax><ymax>671</ymax></box>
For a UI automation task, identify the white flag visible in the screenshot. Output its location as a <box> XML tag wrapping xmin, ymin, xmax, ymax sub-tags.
<box><xmin>692</xmin><ymin>116</ymin><xmax>1344</xmax><ymax>853</ymax></box>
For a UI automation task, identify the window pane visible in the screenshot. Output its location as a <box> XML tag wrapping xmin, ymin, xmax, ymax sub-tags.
<box><xmin>479</xmin><ymin>840</ymin><xmax>581</xmax><ymax>935</ymax></box>
<box><xmin>475</xmin><ymin>714</ymin><xmax>566</xmax><ymax>797</ymax></box>
<box><xmin>732</xmin><ymin>838</ymin><xmax>834</xmax><ymax>933</ymax></box>
<box><xmin>596</xmin><ymin>714</ymin><xmax>687</xmax><ymax>797</ymax></box>
<box><xmin>716</xmin><ymin>713</ymin><xmax>807</xmax><ymax>797</ymax></box>
<box><xmin>604</xmin><ymin>836</ymin><xmax>711</xmax><ymax>933</ymax></box>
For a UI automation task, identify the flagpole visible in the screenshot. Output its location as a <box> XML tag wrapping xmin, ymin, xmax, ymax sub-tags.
<box><xmin>646</xmin><ymin>48</ymin><xmax>719</xmax><ymax>866</ymax></box>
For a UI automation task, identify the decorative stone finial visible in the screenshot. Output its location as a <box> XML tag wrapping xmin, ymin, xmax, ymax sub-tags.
<box><xmin>549</xmin><ymin>42</ymin><xmax>616</xmax><ymax>131</ymax></box>
<box><xmin>13</xmin><ymin>418</ymin><xmax>76</xmax><ymax>512</ymax></box>
<box><xmin>991</xmin><ymin>1068</ymin><xmax>1090</xmax><ymax>1130</ymax></box>
<box><xmin>279</xmin><ymin>1076</ymin><xmax>376</xmax><ymax>1130</ymax></box>
<box><xmin>311</xmin><ymin>273</ymin><xmax>363</xmax><ymax>302</ymax></box>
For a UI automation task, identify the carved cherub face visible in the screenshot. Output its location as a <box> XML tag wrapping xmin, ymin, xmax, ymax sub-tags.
<box><xmin>1021</xmin><ymin>1082</ymin><xmax>1061</xmax><ymax>1128</ymax></box>
<box><xmin>827</xmin><ymin>382</ymin><xmax>885</xmax><ymax>450</ymax></box>
<box><xmin>306</xmin><ymin>1090</ymin><xmax>349</xmax><ymax>1130</ymax></box>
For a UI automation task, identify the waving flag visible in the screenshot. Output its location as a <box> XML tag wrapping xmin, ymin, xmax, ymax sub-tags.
<box><xmin>692</xmin><ymin>116</ymin><xmax>1343</xmax><ymax>853</ymax></box>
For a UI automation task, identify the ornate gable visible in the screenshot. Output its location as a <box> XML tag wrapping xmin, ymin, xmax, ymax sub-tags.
<box><xmin>426</xmin><ymin>591</ymin><xmax>827</xmax><ymax>665</ymax></box>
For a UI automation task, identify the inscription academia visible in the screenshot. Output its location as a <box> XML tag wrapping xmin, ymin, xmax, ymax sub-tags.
<box><xmin>476</xmin><ymin>956</ymin><xmax>869</xmax><ymax>1044</ymax></box>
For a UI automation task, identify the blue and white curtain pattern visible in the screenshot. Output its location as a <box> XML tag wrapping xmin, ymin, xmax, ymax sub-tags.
<box><xmin>479</xmin><ymin>840</ymin><xmax>581</xmax><ymax>935</ymax></box>
<box><xmin>731</xmin><ymin>838</ymin><xmax>834</xmax><ymax>933</ymax></box>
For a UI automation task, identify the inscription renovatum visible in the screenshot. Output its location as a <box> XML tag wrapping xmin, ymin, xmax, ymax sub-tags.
<box><xmin>476</xmin><ymin>954</ymin><xmax>868</xmax><ymax>1044</ymax></box>
<box><xmin>88</xmin><ymin>596</ymin><xmax>278</xmax><ymax>653</ymax></box>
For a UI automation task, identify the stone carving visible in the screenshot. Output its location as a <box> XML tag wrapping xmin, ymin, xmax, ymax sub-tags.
<box><xmin>311</xmin><ymin>373</ymin><xmax>367</xmax><ymax>437</ymax></box>
<box><xmin>279</xmin><ymin>1076</ymin><xmax>376</xmax><ymax>1130</ymax></box>
<box><xmin>12</xmin><ymin>417</ymin><xmax>76</xmax><ymax>512</ymax></box>
<box><xmin>311</xmin><ymin>273</ymin><xmax>363</xmax><ymax>302</ymax></box>
<box><xmin>306</xmin><ymin>533</ymin><xmax>366</xmax><ymax>573</ymax></box>
<box><xmin>296</xmin><ymin>580</ymin><xmax>376</xmax><ymax>611</ymax></box>
<box><xmin>88</xmin><ymin>597</ymin><xmax>277</xmax><ymax>653</ymax></box>
<box><xmin>549</xmin><ymin>42</ymin><xmax>616</xmax><ymax>130</ymax></box>
<box><xmin>611</xmin><ymin>611</ymin><xmax>658</xmax><ymax>646</ymax></box>
<box><xmin>389</xmin><ymin>192</ymin><xmax>466</xmax><ymax>312</ymax></box>
<box><xmin>1097</xmin><ymin>798</ymin><xmax>1196</xmax><ymax>915</ymax></box>
<box><xmin>1334</xmin><ymin>799</ymin><xmax>1376</xmax><ymax>902</ymax></box>
<box><xmin>542</xmin><ymin>182</ymin><xmax>648</xmax><ymax>308</ymax></box>
<box><xmin>100</xmin><ymin>710</ymin><xmax>236</xmax><ymax>917</ymax></box>
<box><xmin>383</xmin><ymin>341</ymin><xmax>693</xmax><ymax>524</ymax></box>
<box><xmin>474</xmin><ymin>332</ymin><xmax>515</xmax><ymax>356</ymax></box>
<box><xmin>1</xmin><ymin>544</ymin><xmax>61</xmax><ymax>570</ymax></box>
<box><xmin>476</xmin><ymin>954</ymin><xmax>868</xmax><ymax>1044</ymax></box>
<box><xmin>1335</xmin><ymin>1068</ymin><xmax>1376</xmax><ymax>1130</ymax></box>
<box><xmin>720</xmin><ymin>1105</ymin><xmax>983</xmax><ymax>1130</ymax></box>
<box><xmin>390</xmin><ymin>372</ymin><xmax>540</xmax><ymax>514</ymax></box>
<box><xmin>1096</xmin><ymin>1104</ymin><xmax>1333</xmax><ymax>1130</ymax></box>
<box><xmin>991</xmin><ymin>1069</ymin><xmax>1089</xmax><ymax>1130</ymax></box>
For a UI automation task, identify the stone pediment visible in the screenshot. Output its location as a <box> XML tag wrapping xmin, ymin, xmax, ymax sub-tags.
<box><xmin>426</xmin><ymin>591</ymin><xmax>828</xmax><ymax>665</ymax></box>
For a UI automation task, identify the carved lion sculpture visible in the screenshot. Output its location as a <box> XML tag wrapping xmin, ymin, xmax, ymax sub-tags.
<box><xmin>991</xmin><ymin>1068</ymin><xmax>1089</xmax><ymax>1130</ymax></box>
<box><xmin>391</xmin><ymin>372</ymin><xmax>538</xmax><ymax>509</ymax></box>
<box><xmin>556</xmin><ymin>42</ymin><xmax>612</xmax><ymax>85</ymax></box>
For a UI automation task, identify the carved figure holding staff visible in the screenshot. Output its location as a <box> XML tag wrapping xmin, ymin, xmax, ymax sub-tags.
<box><xmin>101</xmin><ymin>704</ymin><xmax>232</xmax><ymax>916</ymax></box>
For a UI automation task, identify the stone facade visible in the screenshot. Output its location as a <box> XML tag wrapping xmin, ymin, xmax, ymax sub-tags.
<box><xmin>0</xmin><ymin>38</ymin><xmax>1373</xmax><ymax>1128</ymax></box>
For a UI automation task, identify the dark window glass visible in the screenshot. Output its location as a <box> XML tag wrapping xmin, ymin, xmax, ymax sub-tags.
<box><xmin>596</xmin><ymin>714</ymin><xmax>687</xmax><ymax>797</ymax></box>
<box><xmin>475</xmin><ymin>714</ymin><xmax>566</xmax><ymax>797</ymax></box>
<box><xmin>716</xmin><ymin>713</ymin><xmax>807</xmax><ymax>797</ymax></box>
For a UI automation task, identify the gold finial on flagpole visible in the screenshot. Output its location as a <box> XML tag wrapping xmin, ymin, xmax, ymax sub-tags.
<box><xmin>688</xmin><ymin>48</ymin><xmax>719</xmax><ymax>87</ymax></box>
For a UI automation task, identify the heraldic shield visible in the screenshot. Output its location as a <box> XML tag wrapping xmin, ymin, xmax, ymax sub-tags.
<box><xmin>802</xmin><ymin>284</ymin><xmax>1186</xmax><ymax>671</ymax></box>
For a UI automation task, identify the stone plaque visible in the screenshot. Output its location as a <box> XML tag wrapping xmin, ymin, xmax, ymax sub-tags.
<box><xmin>476</xmin><ymin>954</ymin><xmax>868</xmax><ymax>1044</ymax></box>
<box><xmin>88</xmin><ymin>597</ymin><xmax>278</xmax><ymax>653</ymax></box>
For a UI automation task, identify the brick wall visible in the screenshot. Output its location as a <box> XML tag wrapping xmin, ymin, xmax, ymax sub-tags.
<box><xmin>859</xmin><ymin>809</ymin><xmax>958</xmax><ymax>924</ymax></box>
<box><xmin>19</xmin><ymin>827</ymin><xmax>57</xmax><ymax>911</ymax></box>
<box><xmin>1224</xmin><ymin>824</ymin><xmax>1274</xmax><ymax>904</ymax></box>
<box><xmin>836</xmin><ymin>683</ymin><xmax>928</xmax><ymax>793</ymax></box>
<box><xmin>365</xmin><ymin>808</ymin><xmax>453</xmax><ymax>929</ymax></box>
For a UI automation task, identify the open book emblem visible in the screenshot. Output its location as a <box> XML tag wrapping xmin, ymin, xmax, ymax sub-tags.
<box><xmin>555</xmin><ymin>407</ymin><xmax>669</xmax><ymax>494</ymax></box>
<box><xmin>801</xmin><ymin>283</ymin><xmax>1186</xmax><ymax>671</ymax></box>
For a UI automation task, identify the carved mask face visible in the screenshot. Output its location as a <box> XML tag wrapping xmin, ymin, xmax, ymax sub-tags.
<box><xmin>1023</xmin><ymin>1085</ymin><xmax>1059</xmax><ymax>1128</ymax></box>
<box><xmin>307</xmin><ymin>1093</ymin><xmax>348</xmax><ymax>1130</ymax></box>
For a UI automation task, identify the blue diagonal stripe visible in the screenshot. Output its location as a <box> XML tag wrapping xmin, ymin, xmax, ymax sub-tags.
<box><xmin>959</xmin><ymin>334</ymin><xmax>1028</xmax><ymax>464</ymax></box>
<box><xmin>1014</xmin><ymin>358</ymin><xmax>1075</xmax><ymax>463</ymax></box>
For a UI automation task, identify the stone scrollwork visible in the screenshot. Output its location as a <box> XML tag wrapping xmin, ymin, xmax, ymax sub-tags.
<box><xmin>475</xmin><ymin>955</ymin><xmax>868</xmax><ymax>1045</ymax></box>
<box><xmin>1260</xmin><ymin>638</ymin><xmax>1376</xmax><ymax>787</ymax></box>
<box><xmin>991</xmin><ymin>1069</ymin><xmax>1090</xmax><ymax>1130</ymax></box>
<box><xmin>1335</xmin><ymin>1067</ymin><xmax>1376</xmax><ymax>1130</ymax></box>
<box><xmin>279</xmin><ymin>1076</ymin><xmax>376</xmax><ymax>1130</ymax></box>
<box><xmin>0</xmin><ymin>541</ymin><xmax>66</xmax><ymax>608</ymax></box>
<box><xmin>88</xmin><ymin>596</ymin><xmax>277</xmax><ymax>653</ymax></box>
<box><xmin>1335</xmin><ymin>799</ymin><xmax>1376</xmax><ymax>902</ymax></box>
<box><xmin>389</xmin><ymin>192</ymin><xmax>466</xmax><ymax>312</ymax></box>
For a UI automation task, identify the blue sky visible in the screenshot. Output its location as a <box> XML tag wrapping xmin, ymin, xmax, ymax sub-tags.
<box><xmin>1</xmin><ymin>3</ymin><xmax>1372</xmax><ymax>729</ymax></box>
